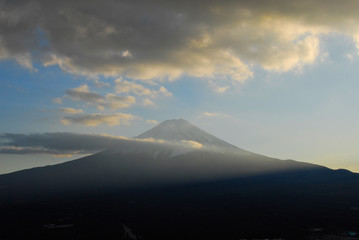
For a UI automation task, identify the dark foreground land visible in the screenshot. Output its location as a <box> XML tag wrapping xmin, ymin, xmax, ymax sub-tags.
<box><xmin>1</xmin><ymin>169</ymin><xmax>359</xmax><ymax>240</ymax></box>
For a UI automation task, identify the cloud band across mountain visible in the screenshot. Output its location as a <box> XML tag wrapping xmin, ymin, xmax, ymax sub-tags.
<box><xmin>0</xmin><ymin>132</ymin><xmax>203</xmax><ymax>157</ymax></box>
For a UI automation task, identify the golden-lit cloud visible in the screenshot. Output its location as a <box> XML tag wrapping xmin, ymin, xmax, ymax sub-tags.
<box><xmin>114</xmin><ymin>78</ymin><xmax>173</xmax><ymax>98</ymax></box>
<box><xmin>64</xmin><ymin>84</ymin><xmax>136</xmax><ymax>110</ymax></box>
<box><xmin>114</xmin><ymin>78</ymin><xmax>153</xmax><ymax>96</ymax></box>
<box><xmin>59</xmin><ymin>107</ymin><xmax>84</xmax><ymax>114</ymax></box>
<box><xmin>113</xmin><ymin>78</ymin><xmax>172</xmax><ymax>107</ymax></box>
<box><xmin>61</xmin><ymin>113</ymin><xmax>135</xmax><ymax>126</ymax></box>
<box><xmin>146</xmin><ymin>120</ymin><xmax>159</xmax><ymax>125</ymax></box>
<box><xmin>2</xmin><ymin>0</ymin><xmax>359</xmax><ymax>88</ymax></box>
<box><xmin>181</xmin><ymin>140</ymin><xmax>203</xmax><ymax>149</ymax></box>
<box><xmin>142</xmin><ymin>99</ymin><xmax>155</xmax><ymax>106</ymax></box>
<box><xmin>104</xmin><ymin>94</ymin><xmax>136</xmax><ymax>110</ymax></box>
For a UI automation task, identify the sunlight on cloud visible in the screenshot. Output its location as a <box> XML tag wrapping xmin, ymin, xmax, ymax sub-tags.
<box><xmin>136</xmin><ymin>137</ymin><xmax>165</xmax><ymax>144</ymax></box>
<box><xmin>146</xmin><ymin>120</ymin><xmax>159</xmax><ymax>125</ymax></box>
<box><xmin>61</xmin><ymin>113</ymin><xmax>135</xmax><ymax>126</ymax></box>
<box><xmin>104</xmin><ymin>94</ymin><xmax>136</xmax><ymax>110</ymax></box>
<box><xmin>115</xmin><ymin>78</ymin><xmax>153</xmax><ymax>96</ymax></box>
<box><xmin>259</xmin><ymin>35</ymin><xmax>320</xmax><ymax>72</ymax></box>
<box><xmin>114</xmin><ymin>78</ymin><xmax>173</xmax><ymax>98</ymax></box>
<box><xmin>1</xmin><ymin>0</ymin><xmax>359</xmax><ymax>89</ymax></box>
<box><xmin>181</xmin><ymin>140</ymin><xmax>203</xmax><ymax>149</ymax></box>
<box><xmin>14</xmin><ymin>53</ymin><xmax>35</xmax><ymax>71</ymax></box>
<box><xmin>64</xmin><ymin>84</ymin><xmax>136</xmax><ymax>110</ymax></box>
<box><xmin>59</xmin><ymin>107</ymin><xmax>84</xmax><ymax>114</ymax></box>
<box><xmin>142</xmin><ymin>98</ymin><xmax>155</xmax><ymax>107</ymax></box>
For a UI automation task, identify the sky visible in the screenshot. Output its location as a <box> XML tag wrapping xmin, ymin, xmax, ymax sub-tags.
<box><xmin>1</xmin><ymin>0</ymin><xmax>359</xmax><ymax>174</ymax></box>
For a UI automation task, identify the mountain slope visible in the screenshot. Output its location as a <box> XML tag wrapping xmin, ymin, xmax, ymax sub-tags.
<box><xmin>136</xmin><ymin>119</ymin><xmax>241</xmax><ymax>152</ymax></box>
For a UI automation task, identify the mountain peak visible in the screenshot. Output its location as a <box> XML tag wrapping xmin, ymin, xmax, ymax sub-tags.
<box><xmin>136</xmin><ymin>119</ymin><xmax>239</xmax><ymax>151</ymax></box>
<box><xmin>158</xmin><ymin>118</ymin><xmax>190</xmax><ymax>126</ymax></box>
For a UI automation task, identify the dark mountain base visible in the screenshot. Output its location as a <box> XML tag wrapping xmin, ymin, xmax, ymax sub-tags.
<box><xmin>1</xmin><ymin>171</ymin><xmax>359</xmax><ymax>240</ymax></box>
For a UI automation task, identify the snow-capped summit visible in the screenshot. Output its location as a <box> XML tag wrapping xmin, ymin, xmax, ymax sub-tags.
<box><xmin>136</xmin><ymin>119</ymin><xmax>239</xmax><ymax>151</ymax></box>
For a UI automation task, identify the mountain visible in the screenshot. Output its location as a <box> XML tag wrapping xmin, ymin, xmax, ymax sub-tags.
<box><xmin>0</xmin><ymin>119</ymin><xmax>359</xmax><ymax>240</ymax></box>
<box><xmin>136</xmin><ymin>119</ymin><xmax>240</xmax><ymax>151</ymax></box>
<box><xmin>0</xmin><ymin>119</ymin><xmax>325</xmax><ymax>192</ymax></box>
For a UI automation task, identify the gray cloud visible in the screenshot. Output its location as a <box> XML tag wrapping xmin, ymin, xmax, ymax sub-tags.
<box><xmin>66</xmin><ymin>84</ymin><xmax>103</xmax><ymax>104</ymax></box>
<box><xmin>0</xmin><ymin>132</ymin><xmax>130</xmax><ymax>156</ymax></box>
<box><xmin>0</xmin><ymin>146</ymin><xmax>73</xmax><ymax>156</ymax></box>
<box><xmin>2</xmin><ymin>0</ymin><xmax>359</xmax><ymax>86</ymax></box>
<box><xmin>0</xmin><ymin>132</ymin><xmax>203</xmax><ymax>156</ymax></box>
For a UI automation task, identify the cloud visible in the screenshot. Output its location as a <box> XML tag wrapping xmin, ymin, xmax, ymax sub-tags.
<box><xmin>215</xmin><ymin>86</ymin><xmax>230</xmax><ymax>94</ymax></box>
<box><xmin>146</xmin><ymin>120</ymin><xmax>159</xmax><ymax>125</ymax></box>
<box><xmin>114</xmin><ymin>78</ymin><xmax>153</xmax><ymax>96</ymax></box>
<box><xmin>203</xmin><ymin>112</ymin><xmax>233</xmax><ymax>118</ymax></box>
<box><xmin>208</xmin><ymin>80</ymin><xmax>231</xmax><ymax>94</ymax></box>
<box><xmin>0</xmin><ymin>146</ymin><xmax>74</xmax><ymax>156</ymax></box>
<box><xmin>346</xmin><ymin>53</ymin><xmax>355</xmax><ymax>60</ymax></box>
<box><xmin>0</xmin><ymin>132</ymin><xmax>203</xmax><ymax>156</ymax></box>
<box><xmin>53</xmin><ymin>98</ymin><xmax>63</xmax><ymax>104</ymax></box>
<box><xmin>114</xmin><ymin>78</ymin><xmax>172</xmax><ymax>98</ymax></box>
<box><xmin>59</xmin><ymin>107</ymin><xmax>84</xmax><ymax>114</ymax></box>
<box><xmin>3</xmin><ymin>0</ymin><xmax>359</xmax><ymax>87</ymax></box>
<box><xmin>113</xmin><ymin>78</ymin><xmax>171</xmax><ymax>107</ymax></box>
<box><xmin>157</xmin><ymin>86</ymin><xmax>173</xmax><ymax>97</ymax></box>
<box><xmin>104</xmin><ymin>94</ymin><xmax>136</xmax><ymax>110</ymax></box>
<box><xmin>66</xmin><ymin>84</ymin><xmax>103</xmax><ymax>104</ymax></box>
<box><xmin>142</xmin><ymin>99</ymin><xmax>155</xmax><ymax>106</ymax></box>
<box><xmin>61</xmin><ymin>113</ymin><xmax>135</xmax><ymax>126</ymax></box>
<box><xmin>181</xmin><ymin>140</ymin><xmax>203</xmax><ymax>149</ymax></box>
<box><xmin>0</xmin><ymin>132</ymin><xmax>131</xmax><ymax>156</ymax></box>
<box><xmin>64</xmin><ymin>84</ymin><xmax>136</xmax><ymax>110</ymax></box>
<box><xmin>14</xmin><ymin>53</ymin><xmax>36</xmax><ymax>71</ymax></box>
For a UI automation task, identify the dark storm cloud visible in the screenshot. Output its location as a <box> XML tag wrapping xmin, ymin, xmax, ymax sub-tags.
<box><xmin>2</xmin><ymin>0</ymin><xmax>359</xmax><ymax>85</ymax></box>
